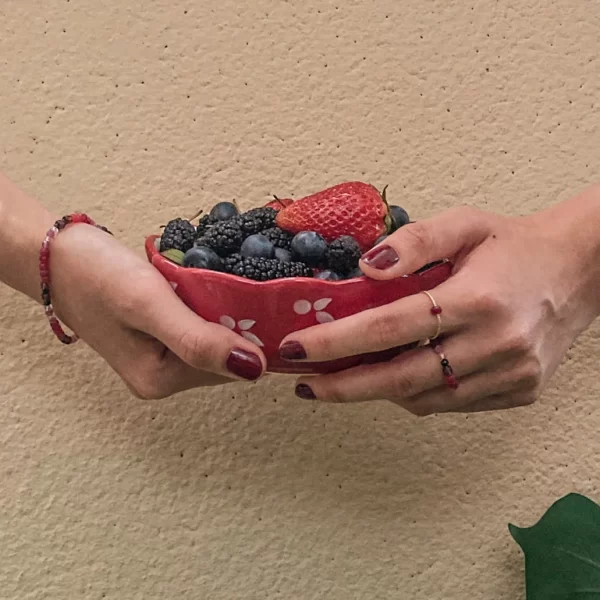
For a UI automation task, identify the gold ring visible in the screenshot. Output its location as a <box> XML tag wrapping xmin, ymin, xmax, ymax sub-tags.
<box><xmin>421</xmin><ymin>290</ymin><xmax>442</xmax><ymax>341</ymax></box>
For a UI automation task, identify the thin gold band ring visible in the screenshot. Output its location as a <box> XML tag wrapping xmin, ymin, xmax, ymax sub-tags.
<box><xmin>421</xmin><ymin>290</ymin><xmax>442</xmax><ymax>341</ymax></box>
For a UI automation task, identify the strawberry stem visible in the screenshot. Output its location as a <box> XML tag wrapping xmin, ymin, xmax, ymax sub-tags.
<box><xmin>380</xmin><ymin>185</ymin><xmax>394</xmax><ymax>233</ymax></box>
<box><xmin>381</xmin><ymin>185</ymin><xmax>389</xmax><ymax>205</ymax></box>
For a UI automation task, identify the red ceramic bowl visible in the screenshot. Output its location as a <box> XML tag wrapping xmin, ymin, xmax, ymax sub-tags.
<box><xmin>145</xmin><ymin>236</ymin><xmax>451</xmax><ymax>374</ymax></box>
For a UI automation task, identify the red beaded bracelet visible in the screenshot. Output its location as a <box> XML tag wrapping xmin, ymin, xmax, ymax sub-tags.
<box><xmin>40</xmin><ymin>213</ymin><xmax>112</xmax><ymax>344</ymax></box>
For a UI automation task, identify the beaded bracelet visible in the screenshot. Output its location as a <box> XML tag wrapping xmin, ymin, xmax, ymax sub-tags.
<box><xmin>40</xmin><ymin>213</ymin><xmax>112</xmax><ymax>344</ymax></box>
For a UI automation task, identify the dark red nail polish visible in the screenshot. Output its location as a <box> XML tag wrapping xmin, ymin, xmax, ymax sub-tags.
<box><xmin>295</xmin><ymin>383</ymin><xmax>316</xmax><ymax>400</ymax></box>
<box><xmin>227</xmin><ymin>348</ymin><xmax>263</xmax><ymax>380</ymax></box>
<box><xmin>280</xmin><ymin>341</ymin><xmax>307</xmax><ymax>360</ymax></box>
<box><xmin>361</xmin><ymin>245</ymin><xmax>399</xmax><ymax>270</ymax></box>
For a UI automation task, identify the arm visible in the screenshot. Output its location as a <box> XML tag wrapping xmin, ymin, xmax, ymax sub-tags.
<box><xmin>0</xmin><ymin>172</ymin><xmax>266</xmax><ymax>397</ymax></box>
<box><xmin>0</xmin><ymin>172</ymin><xmax>57</xmax><ymax>302</ymax></box>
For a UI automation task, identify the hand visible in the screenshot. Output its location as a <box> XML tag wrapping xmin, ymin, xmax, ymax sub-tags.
<box><xmin>48</xmin><ymin>224</ymin><xmax>266</xmax><ymax>399</ymax></box>
<box><xmin>278</xmin><ymin>202</ymin><xmax>599</xmax><ymax>414</ymax></box>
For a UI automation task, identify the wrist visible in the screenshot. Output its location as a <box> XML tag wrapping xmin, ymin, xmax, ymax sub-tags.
<box><xmin>534</xmin><ymin>183</ymin><xmax>600</xmax><ymax>325</ymax></box>
<box><xmin>0</xmin><ymin>174</ymin><xmax>58</xmax><ymax>303</ymax></box>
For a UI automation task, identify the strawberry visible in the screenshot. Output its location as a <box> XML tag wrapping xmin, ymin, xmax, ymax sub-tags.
<box><xmin>275</xmin><ymin>181</ymin><xmax>392</xmax><ymax>251</ymax></box>
<box><xmin>264</xmin><ymin>195</ymin><xmax>294</xmax><ymax>211</ymax></box>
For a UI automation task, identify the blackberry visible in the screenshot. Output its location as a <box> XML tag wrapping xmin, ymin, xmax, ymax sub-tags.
<box><xmin>237</xmin><ymin>207</ymin><xmax>277</xmax><ymax>235</ymax></box>
<box><xmin>261</xmin><ymin>226</ymin><xmax>293</xmax><ymax>250</ymax></box>
<box><xmin>160</xmin><ymin>218</ymin><xmax>197</xmax><ymax>253</ymax></box>
<box><xmin>196</xmin><ymin>214</ymin><xmax>218</xmax><ymax>237</ymax></box>
<box><xmin>195</xmin><ymin>219</ymin><xmax>244</xmax><ymax>256</ymax></box>
<box><xmin>326</xmin><ymin>235</ymin><xmax>361</xmax><ymax>275</ymax></box>
<box><xmin>224</xmin><ymin>254</ymin><xmax>312</xmax><ymax>281</ymax></box>
<box><xmin>223</xmin><ymin>253</ymin><xmax>245</xmax><ymax>273</ymax></box>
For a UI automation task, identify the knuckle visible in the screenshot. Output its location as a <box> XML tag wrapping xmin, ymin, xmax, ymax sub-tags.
<box><xmin>401</xmin><ymin>222</ymin><xmax>435</xmax><ymax>254</ymax></box>
<box><xmin>369</xmin><ymin>310</ymin><xmax>403</xmax><ymax>350</ymax></box>
<box><xmin>310</xmin><ymin>331</ymin><xmax>337</xmax><ymax>359</ymax></box>
<box><xmin>386</xmin><ymin>370</ymin><xmax>417</xmax><ymax>399</ymax></box>
<box><xmin>500</xmin><ymin>327</ymin><xmax>534</xmax><ymax>357</ymax></box>
<box><xmin>470</xmin><ymin>287</ymin><xmax>507</xmax><ymax>317</ymax></box>
<box><xmin>177</xmin><ymin>330</ymin><xmax>213</xmax><ymax>369</ymax></box>
<box><xmin>318</xmin><ymin>384</ymin><xmax>346</xmax><ymax>404</ymax></box>
<box><xmin>518</xmin><ymin>357</ymin><xmax>543</xmax><ymax>391</ymax></box>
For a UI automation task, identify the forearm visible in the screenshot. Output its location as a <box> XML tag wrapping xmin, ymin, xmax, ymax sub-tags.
<box><xmin>0</xmin><ymin>173</ymin><xmax>57</xmax><ymax>303</ymax></box>
<box><xmin>537</xmin><ymin>182</ymin><xmax>600</xmax><ymax>322</ymax></box>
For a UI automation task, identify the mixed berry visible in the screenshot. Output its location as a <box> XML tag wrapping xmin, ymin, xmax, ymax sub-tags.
<box><xmin>157</xmin><ymin>182</ymin><xmax>411</xmax><ymax>281</ymax></box>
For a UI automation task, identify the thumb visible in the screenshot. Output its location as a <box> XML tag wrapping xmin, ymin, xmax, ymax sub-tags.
<box><xmin>359</xmin><ymin>206</ymin><xmax>493</xmax><ymax>279</ymax></box>
<box><xmin>142</xmin><ymin>281</ymin><xmax>267</xmax><ymax>381</ymax></box>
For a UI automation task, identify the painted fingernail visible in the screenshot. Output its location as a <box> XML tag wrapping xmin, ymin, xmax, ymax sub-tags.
<box><xmin>361</xmin><ymin>245</ymin><xmax>399</xmax><ymax>270</ymax></box>
<box><xmin>227</xmin><ymin>348</ymin><xmax>263</xmax><ymax>380</ymax></box>
<box><xmin>280</xmin><ymin>341</ymin><xmax>307</xmax><ymax>360</ymax></box>
<box><xmin>295</xmin><ymin>383</ymin><xmax>316</xmax><ymax>400</ymax></box>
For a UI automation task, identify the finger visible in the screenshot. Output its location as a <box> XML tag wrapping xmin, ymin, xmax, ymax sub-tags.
<box><xmin>158</xmin><ymin>350</ymin><xmax>234</xmax><ymax>394</ymax></box>
<box><xmin>394</xmin><ymin>368</ymin><xmax>527</xmax><ymax>416</ymax></box>
<box><xmin>293</xmin><ymin>333</ymin><xmax>498</xmax><ymax>403</ymax></box>
<box><xmin>360</xmin><ymin>206</ymin><xmax>493</xmax><ymax>280</ymax></box>
<box><xmin>141</xmin><ymin>280</ymin><xmax>267</xmax><ymax>381</ymax></box>
<box><xmin>455</xmin><ymin>392</ymin><xmax>537</xmax><ymax>413</ymax></box>
<box><xmin>280</xmin><ymin>280</ymin><xmax>464</xmax><ymax>363</ymax></box>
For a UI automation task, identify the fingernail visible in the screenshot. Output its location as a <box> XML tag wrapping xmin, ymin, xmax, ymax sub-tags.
<box><xmin>361</xmin><ymin>245</ymin><xmax>399</xmax><ymax>270</ymax></box>
<box><xmin>227</xmin><ymin>348</ymin><xmax>263</xmax><ymax>381</ymax></box>
<box><xmin>295</xmin><ymin>383</ymin><xmax>316</xmax><ymax>400</ymax></box>
<box><xmin>280</xmin><ymin>341</ymin><xmax>307</xmax><ymax>360</ymax></box>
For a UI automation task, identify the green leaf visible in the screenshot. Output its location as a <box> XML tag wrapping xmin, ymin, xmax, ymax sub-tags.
<box><xmin>160</xmin><ymin>249</ymin><xmax>185</xmax><ymax>265</ymax></box>
<box><xmin>510</xmin><ymin>493</ymin><xmax>600</xmax><ymax>599</ymax></box>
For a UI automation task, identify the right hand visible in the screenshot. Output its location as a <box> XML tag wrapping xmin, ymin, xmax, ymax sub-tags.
<box><xmin>47</xmin><ymin>224</ymin><xmax>266</xmax><ymax>399</ymax></box>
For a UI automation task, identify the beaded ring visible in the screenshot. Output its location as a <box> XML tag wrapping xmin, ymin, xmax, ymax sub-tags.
<box><xmin>40</xmin><ymin>213</ymin><xmax>112</xmax><ymax>344</ymax></box>
<box><xmin>430</xmin><ymin>339</ymin><xmax>459</xmax><ymax>390</ymax></box>
<box><xmin>420</xmin><ymin>290</ymin><xmax>459</xmax><ymax>390</ymax></box>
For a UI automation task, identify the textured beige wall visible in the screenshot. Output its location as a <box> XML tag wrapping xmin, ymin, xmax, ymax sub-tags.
<box><xmin>1</xmin><ymin>1</ymin><xmax>599</xmax><ymax>598</ymax></box>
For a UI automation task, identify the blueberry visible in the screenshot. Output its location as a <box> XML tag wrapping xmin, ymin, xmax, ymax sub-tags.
<box><xmin>375</xmin><ymin>234</ymin><xmax>388</xmax><ymax>245</ymax></box>
<box><xmin>183</xmin><ymin>246</ymin><xmax>224</xmax><ymax>271</ymax></box>
<box><xmin>290</xmin><ymin>231</ymin><xmax>327</xmax><ymax>267</ymax></box>
<box><xmin>209</xmin><ymin>201</ymin><xmax>239</xmax><ymax>221</ymax></box>
<box><xmin>347</xmin><ymin>267</ymin><xmax>364</xmax><ymax>279</ymax></box>
<box><xmin>240</xmin><ymin>234</ymin><xmax>275</xmax><ymax>259</ymax></box>
<box><xmin>389</xmin><ymin>205</ymin><xmax>410</xmax><ymax>230</ymax></box>
<box><xmin>275</xmin><ymin>248</ymin><xmax>293</xmax><ymax>262</ymax></box>
<box><xmin>315</xmin><ymin>270</ymin><xmax>342</xmax><ymax>281</ymax></box>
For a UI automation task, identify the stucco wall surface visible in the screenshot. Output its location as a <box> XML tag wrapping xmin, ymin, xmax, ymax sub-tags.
<box><xmin>1</xmin><ymin>1</ymin><xmax>599</xmax><ymax>598</ymax></box>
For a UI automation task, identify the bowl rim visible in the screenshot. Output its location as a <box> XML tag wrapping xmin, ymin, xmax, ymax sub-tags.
<box><xmin>145</xmin><ymin>234</ymin><xmax>450</xmax><ymax>287</ymax></box>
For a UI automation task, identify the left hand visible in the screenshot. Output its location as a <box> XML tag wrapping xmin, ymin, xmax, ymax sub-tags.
<box><xmin>278</xmin><ymin>204</ymin><xmax>598</xmax><ymax>415</ymax></box>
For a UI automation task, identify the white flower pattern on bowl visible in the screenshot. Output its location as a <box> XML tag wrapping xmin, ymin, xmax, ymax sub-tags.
<box><xmin>219</xmin><ymin>315</ymin><xmax>264</xmax><ymax>347</ymax></box>
<box><xmin>293</xmin><ymin>298</ymin><xmax>335</xmax><ymax>324</ymax></box>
